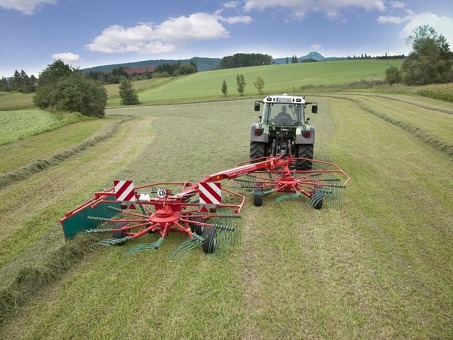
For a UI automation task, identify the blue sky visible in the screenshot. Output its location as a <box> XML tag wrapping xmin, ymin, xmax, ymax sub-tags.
<box><xmin>1</xmin><ymin>0</ymin><xmax>452</xmax><ymax>77</ymax></box>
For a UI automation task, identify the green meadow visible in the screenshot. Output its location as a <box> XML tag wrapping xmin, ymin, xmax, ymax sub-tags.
<box><xmin>108</xmin><ymin>59</ymin><xmax>402</xmax><ymax>105</ymax></box>
<box><xmin>0</xmin><ymin>60</ymin><xmax>452</xmax><ymax>339</ymax></box>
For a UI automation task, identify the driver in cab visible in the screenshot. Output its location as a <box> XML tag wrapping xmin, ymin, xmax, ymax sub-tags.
<box><xmin>274</xmin><ymin>105</ymin><xmax>293</xmax><ymax>125</ymax></box>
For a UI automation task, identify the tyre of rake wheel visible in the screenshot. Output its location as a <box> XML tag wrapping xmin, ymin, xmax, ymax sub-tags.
<box><xmin>253</xmin><ymin>185</ymin><xmax>263</xmax><ymax>207</ymax></box>
<box><xmin>112</xmin><ymin>222</ymin><xmax>127</xmax><ymax>245</ymax></box>
<box><xmin>190</xmin><ymin>217</ymin><xmax>205</xmax><ymax>236</ymax></box>
<box><xmin>313</xmin><ymin>191</ymin><xmax>323</xmax><ymax>210</ymax></box>
<box><xmin>202</xmin><ymin>227</ymin><xmax>217</xmax><ymax>254</ymax></box>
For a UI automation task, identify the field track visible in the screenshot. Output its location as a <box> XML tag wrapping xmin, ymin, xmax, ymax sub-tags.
<box><xmin>0</xmin><ymin>94</ymin><xmax>452</xmax><ymax>339</ymax></box>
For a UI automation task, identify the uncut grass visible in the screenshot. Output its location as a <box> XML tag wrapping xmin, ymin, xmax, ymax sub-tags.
<box><xmin>105</xmin><ymin>77</ymin><xmax>173</xmax><ymax>99</ymax></box>
<box><xmin>133</xmin><ymin>60</ymin><xmax>402</xmax><ymax>105</ymax></box>
<box><xmin>0</xmin><ymin>92</ymin><xmax>34</xmax><ymax>110</ymax></box>
<box><xmin>0</xmin><ymin>116</ymin><xmax>123</xmax><ymax>173</ymax></box>
<box><xmin>0</xmin><ymin>109</ymin><xmax>89</xmax><ymax>146</ymax></box>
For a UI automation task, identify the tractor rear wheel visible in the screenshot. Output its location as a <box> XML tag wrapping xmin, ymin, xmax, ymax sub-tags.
<box><xmin>296</xmin><ymin>144</ymin><xmax>314</xmax><ymax>170</ymax></box>
<box><xmin>250</xmin><ymin>142</ymin><xmax>265</xmax><ymax>160</ymax></box>
<box><xmin>202</xmin><ymin>227</ymin><xmax>217</xmax><ymax>254</ymax></box>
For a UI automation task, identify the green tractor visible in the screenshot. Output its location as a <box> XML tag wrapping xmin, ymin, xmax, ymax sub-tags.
<box><xmin>250</xmin><ymin>94</ymin><xmax>318</xmax><ymax>170</ymax></box>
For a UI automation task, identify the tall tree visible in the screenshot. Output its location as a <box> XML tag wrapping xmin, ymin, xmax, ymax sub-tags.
<box><xmin>401</xmin><ymin>25</ymin><xmax>452</xmax><ymax>85</ymax></box>
<box><xmin>119</xmin><ymin>77</ymin><xmax>139</xmax><ymax>105</ymax></box>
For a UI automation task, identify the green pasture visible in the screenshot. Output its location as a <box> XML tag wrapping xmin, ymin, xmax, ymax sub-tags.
<box><xmin>0</xmin><ymin>92</ymin><xmax>34</xmax><ymax>110</ymax></box>
<box><xmin>112</xmin><ymin>59</ymin><xmax>402</xmax><ymax>105</ymax></box>
<box><xmin>0</xmin><ymin>109</ymin><xmax>89</xmax><ymax>146</ymax></box>
<box><xmin>0</xmin><ymin>91</ymin><xmax>452</xmax><ymax>338</ymax></box>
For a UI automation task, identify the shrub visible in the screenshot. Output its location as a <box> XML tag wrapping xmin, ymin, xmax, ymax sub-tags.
<box><xmin>34</xmin><ymin>60</ymin><xmax>107</xmax><ymax>117</ymax></box>
<box><xmin>254</xmin><ymin>76</ymin><xmax>265</xmax><ymax>94</ymax></box>
<box><xmin>385</xmin><ymin>65</ymin><xmax>402</xmax><ymax>85</ymax></box>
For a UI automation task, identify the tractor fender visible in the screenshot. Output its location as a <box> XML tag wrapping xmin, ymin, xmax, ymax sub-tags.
<box><xmin>295</xmin><ymin>126</ymin><xmax>315</xmax><ymax>144</ymax></box>
<box><xmin>250</xmin><ymin>124</ymin><xmax>269</xmax><ymax>143</ymax></box>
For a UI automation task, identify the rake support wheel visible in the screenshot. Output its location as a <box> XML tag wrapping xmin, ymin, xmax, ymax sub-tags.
<box><xmin>112</xmin><ymin>222</ymin><xmax>127</xmax><ymax>245</ymax></box>
<box><xmin>202</xmin><ymin>227</ymin><xmax>217</xmax><ymax>254</ymax></box>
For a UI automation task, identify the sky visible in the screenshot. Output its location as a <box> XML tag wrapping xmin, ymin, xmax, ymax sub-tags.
<box><xmin>1</xmin><ymin>0</ymin><xmax>452</xmax><ymax>77</ymax></box>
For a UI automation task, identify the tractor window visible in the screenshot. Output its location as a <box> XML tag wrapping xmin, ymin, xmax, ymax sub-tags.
<box><xmin>263</xmin><ymin>104</ymin><xmax>272</xmax><ymax>123</ymax></box>
<box><xmin>294</xmin><ymin>105</ymin><xmax>305</xmax><ymax>124</ymax></box>
<box><xmin>268</xmin><ymin>103</ymin><xmax>301</xmax><ymax>125</ymax></box>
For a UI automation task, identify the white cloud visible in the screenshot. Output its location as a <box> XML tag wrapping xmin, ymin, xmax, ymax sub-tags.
<box><xmin>390</xmin><ymin>1</ymin><xmax>406</xmax><ymax>9</ymax></box>
<box><xmin>377</xmin><ymin>15</ymin><xmax>410</xmax><ymax>24</ymax></box>
<box><xmin>157</xmin><ymin>13</ymin><xmax>229</xmax><ymax>42</ymax></box>
<box><xmin>223</xmin><ymin>1</ymin><xmax>240</xmax><ymax>9</ymax></box>
<box><xmin>87</xmin><ymin>13</ymin><xmax>235</xmax><ymax>55</ymax></box>
<box><xmin>218</xmin><ymin>15</ymin><xmax>252</xmax><ymax>24</ymax></box>
<box><xmin>399</xmin><ymin>12</ymin><xmax>453</xmax><ymax>44</ymax></box>
<box><xmin>243</xmin><ymin>0</ymin><xmax>386</xmax><ymax>20</ymax></box>
<box><xmin>0</xmin><ymin>0</ymin><xmax>57</xmax><ymax>15</ymax></box>
<box><xmin>52</xmin><ymin>52</ymin><xmax>81</xmax><ymax>63</ymax></box>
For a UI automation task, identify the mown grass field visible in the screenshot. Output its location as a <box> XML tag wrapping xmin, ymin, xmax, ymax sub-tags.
<box><xmin>0</xmin><ymin>60</ymin><xmax>452</xmax><ymax>339</ymax></box>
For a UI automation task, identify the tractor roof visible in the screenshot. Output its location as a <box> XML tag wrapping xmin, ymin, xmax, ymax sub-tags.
<box><xmin>263</xmin><ymin>93</ymin><xmax>306</xmax><ymax>104</ymax></box>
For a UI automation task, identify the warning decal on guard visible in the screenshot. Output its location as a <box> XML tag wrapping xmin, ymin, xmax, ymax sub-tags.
<box><xmin>114</xmin><ymin>180</ymin><xmax>135</xmax><ymax>202</ymax></box>
<box><xmin>199</xmin><ymin>182</ymin><xmax>221</xmax><ymax>205</ymax></box>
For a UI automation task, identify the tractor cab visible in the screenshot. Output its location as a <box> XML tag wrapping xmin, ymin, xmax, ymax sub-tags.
<box><xmin>254</xmin><ymin>94</ymin><xmax>317</xmax><ymax>126</ymax></box>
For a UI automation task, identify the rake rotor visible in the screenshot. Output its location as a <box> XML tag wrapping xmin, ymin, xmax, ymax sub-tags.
<box><xmin>232</xmin><ymin>156</ymin><xmax>348</xmax><ymax>209</ymax></box>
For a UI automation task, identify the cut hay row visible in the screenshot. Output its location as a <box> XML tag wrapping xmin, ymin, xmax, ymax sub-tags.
<box><xmin>319</xmin><ymin>93</ymin><xmax>453</xmax><ymax>159</ymax></box>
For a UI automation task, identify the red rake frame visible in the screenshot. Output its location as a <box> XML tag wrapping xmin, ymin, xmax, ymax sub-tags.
<box><xmin>60</xmin><ymin>154</ymin><xmax>349</xmax><ymax>255</ymax></box>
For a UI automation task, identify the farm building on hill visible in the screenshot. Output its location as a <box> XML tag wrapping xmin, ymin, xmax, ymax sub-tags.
<box><xmin>124</xmin><ymin>66</ymin><xmax>156</xmax><ymax>77</ymax></box>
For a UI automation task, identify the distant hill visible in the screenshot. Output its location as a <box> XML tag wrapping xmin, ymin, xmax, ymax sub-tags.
<box><xmin>273</xmin><ymin>51</ymin><xmax>325</xmax><ymax>64</ymax></box>
<box><xmin>82</xmin><ymin>57</ymin><xmax>221</xmax><ymax>73</ymax></box>
<box><xmin>83</xmin><ymin>52</ymin><xmax>330</xmax><ymax>73</ymax></box>
<box><xmin>300</xmin><ymin>51</ymin><xmax>325</xmax><ymax>61</ymax></box>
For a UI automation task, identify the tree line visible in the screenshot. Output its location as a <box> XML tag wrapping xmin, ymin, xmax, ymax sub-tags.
<box><xmin>0</xmin><ymin>60</ymin><xmax>200</xmax><ymax>93</ymax></box>
<box><xmin>0</xmin><ymin>70</ymin><xmax>37</xmax><ymax>93</ymax></box>
<box><xmin>218</xmin><ymin>53</ymin><xmax>273</xmax><ymax>69</ymax></box>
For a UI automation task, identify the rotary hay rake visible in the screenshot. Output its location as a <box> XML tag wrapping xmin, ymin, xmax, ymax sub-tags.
<box><xmin>60</xmin><ymin>153</ymin><xmax>349</xmax><ymax>259</ymax></box>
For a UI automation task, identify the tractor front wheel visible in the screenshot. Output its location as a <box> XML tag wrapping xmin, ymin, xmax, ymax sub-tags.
<box><xmin>202</xmin><ymin>227</ymin><xmax>217</xmax><ymax>254</ymax></box>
